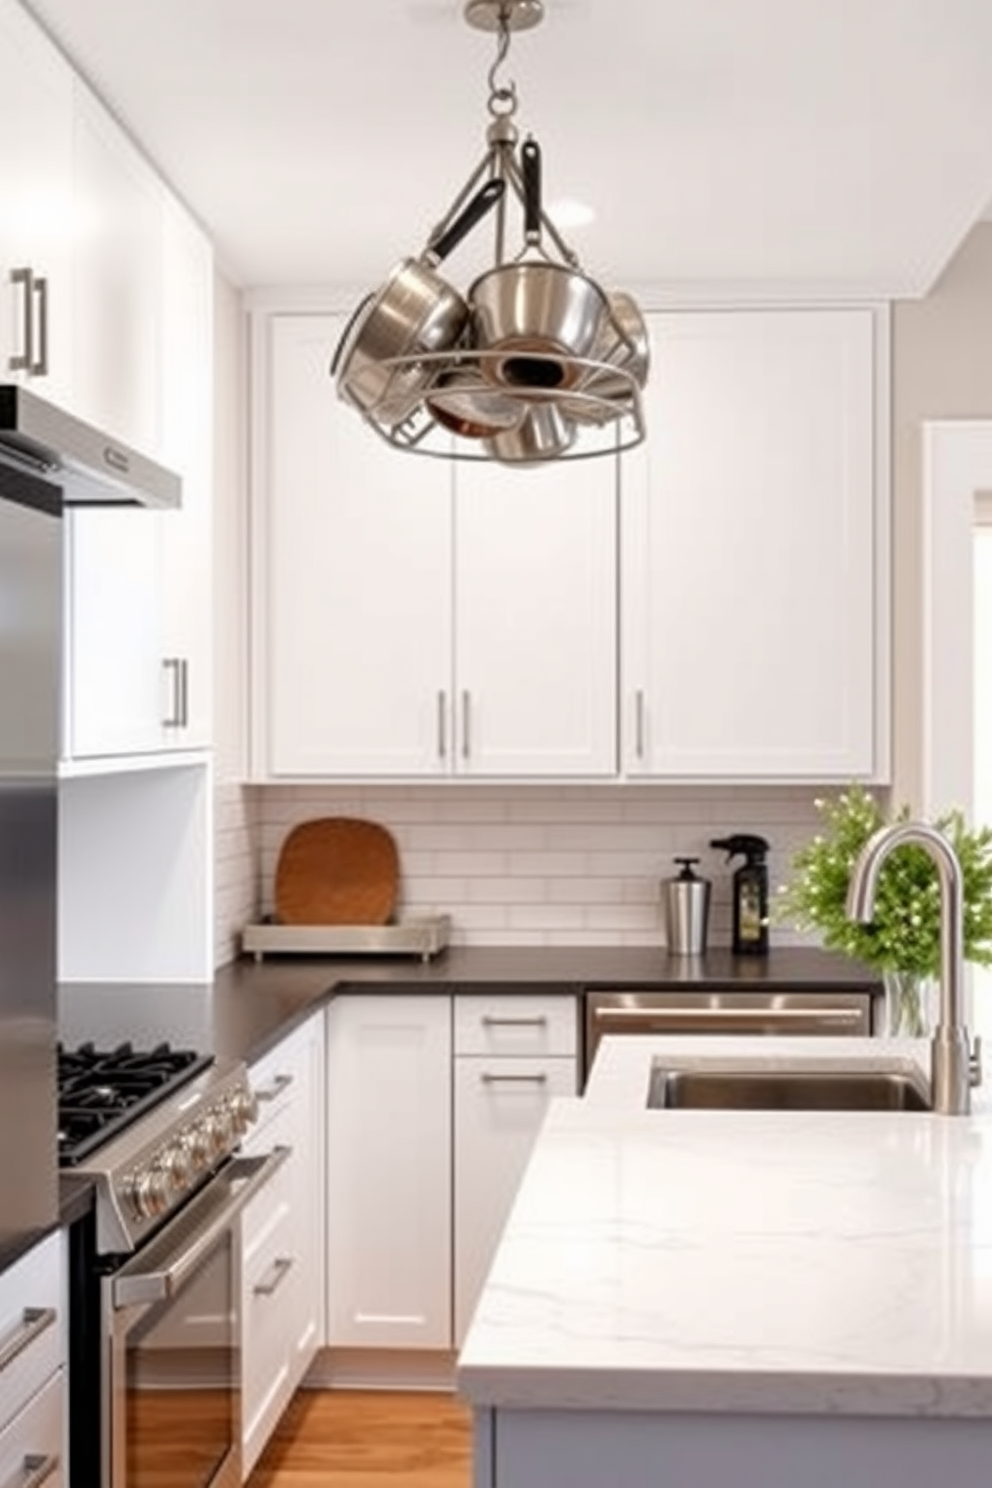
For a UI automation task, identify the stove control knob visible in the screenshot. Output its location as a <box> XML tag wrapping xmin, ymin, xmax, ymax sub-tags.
<box><xmin>229</xmin><ymin>1087</ymin><xmax>259</xmax><ymax>1136</ymax></box>
<box><xmin>129</xmin><ymin>1165</ymin><xmax>174</xmax><ymax>1219</ymax></box>
<box><xmin>208</xmin><ymin>1104</ymin><xmax>234</xmax><ymax>1154</ymax></box>
<box><xmin>160</xmin><ymin>1141</ymin><xmax>194</xmax><ymax>1191</ymax></box>
<box><xmin>184</xmin><ymin>1124</ymin><xmax>212</xmax><ymax>1173</ymax></box>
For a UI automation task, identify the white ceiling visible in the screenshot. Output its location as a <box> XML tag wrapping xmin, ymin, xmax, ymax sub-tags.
<box><xmin>21</xmin><ymin>0</ymin><xmax>992</xmax><ymax>297</ymax></box>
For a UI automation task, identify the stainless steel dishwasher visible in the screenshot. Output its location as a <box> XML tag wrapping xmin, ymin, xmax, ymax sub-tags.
<box><xmin>583</xmin><ymin>989</ymin><xmax>875</xmax><ymax>1083</ymax></box>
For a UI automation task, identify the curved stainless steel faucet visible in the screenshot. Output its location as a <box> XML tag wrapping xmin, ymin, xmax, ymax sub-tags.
<box><xmin>845</xmin><ymin>820</ymin><xmax>982</xmax><ymax>1115</ymax></box>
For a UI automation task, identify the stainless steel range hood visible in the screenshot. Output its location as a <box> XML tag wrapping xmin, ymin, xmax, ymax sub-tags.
<box><xmin>0</xmin><ymin>386</ymin><xmax>181</xmax><ymax>509</ymax></box>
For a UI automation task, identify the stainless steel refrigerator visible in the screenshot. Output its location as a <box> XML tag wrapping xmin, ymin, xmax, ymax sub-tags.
<box><xmin>0</xmin><ymin>386</ymin><xmax>180</xmax><ymax>1272</ymax></box>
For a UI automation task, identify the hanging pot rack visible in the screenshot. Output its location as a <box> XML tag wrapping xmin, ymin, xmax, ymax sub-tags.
<box><xmin>331</xmin><ymin>0</ymin><xmax>648</xmax><ymax>465</ymax></box>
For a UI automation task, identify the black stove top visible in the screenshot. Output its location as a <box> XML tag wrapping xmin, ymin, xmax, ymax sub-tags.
<box><xmin>57</xmin><ymin>1041</ymin><xmax>213</xmax><ymax>1167</ymax></box>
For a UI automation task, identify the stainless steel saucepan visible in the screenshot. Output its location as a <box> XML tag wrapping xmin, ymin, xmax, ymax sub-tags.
<box><xmin>468</xmin><ymin>138</ymin><xmax>608</xmax><ymax>395</ymax></box>
<box><xmin>332</xmin><ymin>178</ymin><xmax>505</xmax><ymax>427</ymax></box>
<box><xmin>561</xmin><ymin>290</ymin><xmax>651</xmax><ymax>425</ymax></box>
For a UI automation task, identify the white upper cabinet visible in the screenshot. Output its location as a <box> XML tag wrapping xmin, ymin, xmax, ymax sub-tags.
<box><xmin>259</xmin><ymin>313</ymin><xmax>453</xmax><ymax>777</ymax></box>
<box><xmin>453</xmin><ymin>456</ymin><xmax>617</xmax><ymax>777</ymax></box>
<box><xmin>70</xmin><ymin>81</ymin><xmax>162</xmax><ymax>456</ymax></box>
<box><xmin>158</xmin><ymin>190</ymin><xmax>214</xmax><ymax>750</ymax></box>
<box><xmin>255</xmin><ymin>311</ymin><xmax>617</xmax><ymax>779</ymax></box>
<box><xmin>0</xmin><ymin>0</ymin><xmax>73</xmax><ymax>406</ymax></box>
<box><xmin>622</xmin><ymin>307</ymin><xmax>885</xmax><ymax>781</ymax></box>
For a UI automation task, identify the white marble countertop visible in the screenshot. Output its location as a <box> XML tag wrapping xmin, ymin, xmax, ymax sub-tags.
<box><xmin>456</xmin><ymin>1035</ymin><xmax>992</xmax><ymax>1417</ymax></box>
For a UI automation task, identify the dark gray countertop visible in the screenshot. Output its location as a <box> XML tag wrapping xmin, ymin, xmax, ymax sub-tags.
<box><xmin>59</xmin><ymin>946</ymin><xmax>882</xmax><ymax>1070</ymax></box>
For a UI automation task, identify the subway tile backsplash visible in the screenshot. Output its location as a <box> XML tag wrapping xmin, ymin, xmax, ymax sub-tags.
<box><xmin>215</xmin><ymin>783</ymin><xmax>843</xmax><ymax>963</ymax></box>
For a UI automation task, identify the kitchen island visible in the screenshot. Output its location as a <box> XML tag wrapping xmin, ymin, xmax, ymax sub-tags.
<box><xmin>456</xmin><ymin>1035</ymin><xmax>992</xmax><ymax>1487</ymax></box>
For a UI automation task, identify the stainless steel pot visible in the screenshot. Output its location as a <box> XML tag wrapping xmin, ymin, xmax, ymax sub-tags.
<box><xmin>332</xmin><ymin>179</ymin><xmax>505</xmax><ymax>427</ymax></box>
<box><xmin>561</xmin><ymin>290</ymin><xmax>651</xmax><ymax>425</ymax></box>
<box><xmin>484</xmin><ymin>401</ymin><xmax>576</xmax><ymax>464</ymax></box>
<box><xmin>468</xmin><ymin>139</ymin><xmax>607</xmax><ymax>395</ymax></box>
<box><xmin>425</xmin><ymin>364</ymin><xmax>525</xmax><ymax>439</ymax></box>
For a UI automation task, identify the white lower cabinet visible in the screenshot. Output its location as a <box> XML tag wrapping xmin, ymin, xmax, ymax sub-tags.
<box><xmin>454</xmin><ymin>1055</ymin><xmax>577</xmax><ymax>1346</ymax></box>
<box><xmin>0</xmin><ymin>1231</ymin><xmax>65</xmax><ymax>1487</ymax></box>
<box><xmin>453</xmin><ymin>994</ymin><xmax>579</xmax><ymax>1346</ymax></box>
<box><xmin>325</xmin><ymin>995</ymin><xmax>452</xmax><ymax>1350</ymax></box>
<box><xmin>240</xmin><ymin>1012</ymin><xmax>325</xmax><ymax>1481</ymax></box>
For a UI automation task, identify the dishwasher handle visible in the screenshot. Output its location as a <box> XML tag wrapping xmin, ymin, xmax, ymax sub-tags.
<box><xmin>590</xmin><ymin>1004</ymin><xmax>869</xmax><ymax>1031</ymax></box>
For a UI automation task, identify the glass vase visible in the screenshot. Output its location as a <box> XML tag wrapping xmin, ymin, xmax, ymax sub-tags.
<box><xmin>882</xmin><ymin>969</ymin><xmax>933</xmax><ymax>1038</ymax></box>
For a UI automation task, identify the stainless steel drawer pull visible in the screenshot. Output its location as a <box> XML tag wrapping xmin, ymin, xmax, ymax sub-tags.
<box><xmin>31</xmin><ymin>276</ymin><xmax>49</xmax><ymax>377</ymax></box>
<box><xmin>20</xmin><ymin>1454</ymin><xmax>60</xmax><ymax>1488</ymax></box>
<box><xmin>0</xmin><ymin>1307</ymin><xmax>57</xmax><ymax>1376</ymax></box>
<box><xmin>255</xmin><ymin>1072</ymin><xmax>294</xmax><ymax>1103</ymax></box>
<box><xmin>162</xmin><ymin>657</ymin><xmax>183</xmax><ymax>727</ymax></box>
<box><xmin>461</xmin><ymin>690</ymin><xmax>471</xmax><ymax>760</ymax></box>
<box><xmin>481</xmin><ymin>1015</ymin><xmax>549</xmax><ymax>1028</ymax></box>
<box><xmin>8</xmin><ymin>267</ymin><xmax>33</xmax><ymax>373</ymax></box>
<box><xmin>253</xmin><ymin>1256</ymin><xmax>294</xmax><ymax>1298</ymax></box>
<box><xmin>635</xmin><ymin>690</ymin><xmax>645</xmax><ymax>759</ymax></box>
<box><xmin>437</xmin><ymin>690</ymin><xmax>447</xmax><ymax>760</ymax></box>
<box><xmin>481</xmin><ymin>1072</ymin><xmax>548</xmax><ymax>1086</ymax></box>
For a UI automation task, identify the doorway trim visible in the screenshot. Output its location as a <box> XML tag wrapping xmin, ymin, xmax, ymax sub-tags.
<box><xmin>921</xmin><ymin>421</ymin><xmax>992</xmax><ymax>816</ymax></box>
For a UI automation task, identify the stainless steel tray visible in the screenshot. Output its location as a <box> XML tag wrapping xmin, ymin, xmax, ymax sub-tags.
<box><xmin>241</xmin><ymin>915</ymin><xmax>451</xmax><ymax>963</ymax></box>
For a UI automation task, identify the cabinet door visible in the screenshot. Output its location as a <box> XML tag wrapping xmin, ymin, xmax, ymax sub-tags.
<box><xmin>623</xmin><ymin>308</ymin><xmax>878</xmax><ymax>780</ymax></box>
<box><xmin>63</xmin><ymin>505</ymin><xmax>166</xmax><ymax>758</ymax></box>
<box><xmin>325</xmin><ymin>996</ymin><xmax>451</xmax><ymax>1350</ymax></box>
<box><xmin>71</xmin><ymin>82</ymin><xmax>162</xmax><ymax>456</ymax></box>
<box><xmin>454</xmin><ymin>1055</ymin><xmax>576</xmax><ymax>1345</ymax></box>
<box><xmin>159</xmin><ymin>192</ymin><xmax>214</xmax><ymax>748</ymax></box>
<box><xmin>0</xmin><ymin>0</ymin><xmax>73</xmax><ymax>405</ymax></box>
<box><xmin>259</xmin><ymin>314</ymin><xmax>452</xmax><ymax>777</ymax></box>
<box><xmin>454</xmin><ymin>455</ymin><xmax>618</xmax><ymax>776</ymax></box>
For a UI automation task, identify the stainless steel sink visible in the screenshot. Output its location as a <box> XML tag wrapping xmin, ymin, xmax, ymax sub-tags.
<box><xmin>647</xmin><ymin>1066</ymin><xmax>932</xmax><ymax>1112</ymax></box>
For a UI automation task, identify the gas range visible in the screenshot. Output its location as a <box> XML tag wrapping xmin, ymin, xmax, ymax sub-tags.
<box><xmin>58</xmin><ymin>1041</ymin><xmax>258</xmax><ymax>1253</ymax></box>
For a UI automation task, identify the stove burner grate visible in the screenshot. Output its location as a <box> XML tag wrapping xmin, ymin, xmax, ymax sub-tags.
<box><xmin>58</xmin><ymin>1041</ymin><xmax>212</xmax><ymax>1167</ymax></box>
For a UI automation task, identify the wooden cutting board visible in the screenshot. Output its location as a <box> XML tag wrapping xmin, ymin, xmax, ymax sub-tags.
<box><xmin>274</xmin><ymin>818</ymin><xmax>399</xmax><ymax>926</ymax></box>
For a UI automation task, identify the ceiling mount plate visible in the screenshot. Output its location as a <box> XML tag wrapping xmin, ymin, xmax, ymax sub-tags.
<box><xmin>464</xmin><ymin>0</ymin><xmax>545</xmax><ymax>34</ymax></box>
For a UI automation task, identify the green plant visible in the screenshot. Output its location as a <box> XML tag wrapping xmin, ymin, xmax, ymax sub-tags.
<box><xmin>775</xmin><ymin>785</ymin><xmax>992</xmax><ymax>976</ymax></box>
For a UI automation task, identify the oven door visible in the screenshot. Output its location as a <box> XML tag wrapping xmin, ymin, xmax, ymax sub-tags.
<box><xmin>104</xmin><ymin>1147</ymin><xmax>290</xmax><ymax>1488</ymax></box>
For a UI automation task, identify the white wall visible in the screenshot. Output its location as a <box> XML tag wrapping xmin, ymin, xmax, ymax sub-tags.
<box><xmin>892</xmin><ymin>222</ymin><xmax>992</xmax><ymax>806</ymax></box>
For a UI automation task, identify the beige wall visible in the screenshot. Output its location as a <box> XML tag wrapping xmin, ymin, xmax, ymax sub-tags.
<box><xmin>891</xmin><ymin>222</ymin><xmax>992</xmax><ymax>807</ymax></box>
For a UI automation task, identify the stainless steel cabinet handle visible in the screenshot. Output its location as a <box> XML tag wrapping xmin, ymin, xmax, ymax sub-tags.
<box><xmin>31</xmin><ymin>275</ymin><xmax>48</xmax><ymax>377</ymax></box>
<box><xmin>180</xmin><ymin>658</ymin><xmax>190</xmax><ymax>729</ymax></box>
<box><xmin>18</xmin><ymin>1454</ymin><xmax>60</xmax><ymax>1488</ymax></box>
<box><xmin>0</xmin><ymin>1307</ymin><xmax>56</xmax><ymax>1376</ymax></box>
<box><xmin>461</xmin><ymin>690</ymin><xmax>471</xmax><ymax>760</ymax></box>
<box><xmin>253</xmin><ymin>1256</ymin><xmax>294</xmax><ymax>1298</ymax></box>
<box><xmin>162</xmin><ymin>657</ymin><xmax>183</xmax><ymax>727</ymax></box>
<box><xmin>635</xmin><ymin>689</ymin><xmax>645</xmax><ymax>760</ymax></box>
<box><xmin>437</xmin><ymin>690</ymin><xmax>447</xmax><ymax>760</ymax></box>
<box><xmin>481</xmin><ymin>1072</ymin><xmax>548</xmax><ymax>1085</ymax></box>
<box><xmin>481</xmin><ymin>1015</ymin><xmax>548</xmax><ymax>1028</ymax></box>
<box><xmin>255</xmin><ymin>1071</ymin><xmax>294</xmax><ymax>1103</ymax></box>
<box><xmin>8</xmin><ymin>267</ymin><xmax>33</xmax><ymax>373</ymax></box>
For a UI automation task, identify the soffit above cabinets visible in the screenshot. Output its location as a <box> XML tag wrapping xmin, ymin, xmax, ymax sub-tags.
<box><xmin>22</xmin><ymin>0</ymin><xmax>992</xmax><ymax>297</ymax></box>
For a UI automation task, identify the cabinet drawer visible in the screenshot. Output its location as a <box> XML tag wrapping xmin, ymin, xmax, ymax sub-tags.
<box><xmin>247</xmin><ymin>1015</ymin><xmax>318</xmax><ymax>1140</ymax></box>
<box><xmin>0</xmin><ymin>1368</ymin><xmax>64</xmax><ymax>1488</ymax></box>
<box><xmin>454</xmin><ymin>996</ymin><xmax>578</xmax><ymax>1058</ymax></box>
<box><xmin>0</xmin><ymin>1233</ymin><xmax>63</xmax><ymax>1435</ymax></box>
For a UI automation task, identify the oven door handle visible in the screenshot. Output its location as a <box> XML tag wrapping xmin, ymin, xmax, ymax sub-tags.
<box><xmin>112</xmin><ymin>1147</ymin><xmax>291</xmax><ymax>1309</ymax></box>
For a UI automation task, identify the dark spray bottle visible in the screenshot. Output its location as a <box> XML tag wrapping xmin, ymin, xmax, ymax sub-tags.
<box><xmin>709</xmin><ymin>834</ymin><xmax>771</xmax><ymax>955</ymax></box>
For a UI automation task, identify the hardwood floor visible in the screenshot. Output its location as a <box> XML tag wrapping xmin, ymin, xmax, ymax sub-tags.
<box><xmin>246</xmin><ymin>1389</ymin><xmax>473</xmax><ymax>1488</ymax></box>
